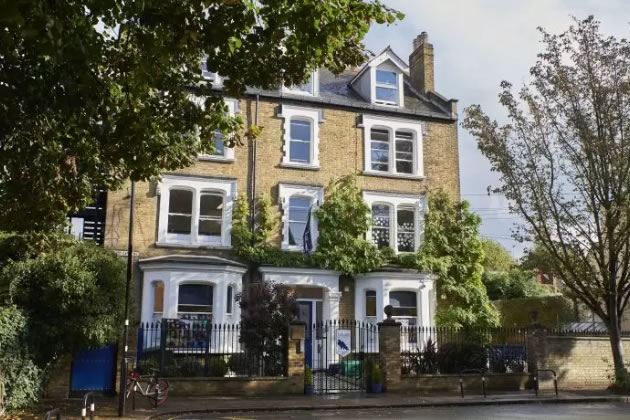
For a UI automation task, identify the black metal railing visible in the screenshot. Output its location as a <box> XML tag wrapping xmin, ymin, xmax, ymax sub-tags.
<box><xmin>400</xmin><ymin>326</ymin><xmax>527</xmax><ymax>375</ymax></box>
<box><xmin>548</xmin><ymin>327</ymin><xmax>630</xmax><ymax>337</ymax></box>
<box><xmin>137</xmin><ymin>320</ymin><xmax>286</xmax><ymax>378</ymax></box>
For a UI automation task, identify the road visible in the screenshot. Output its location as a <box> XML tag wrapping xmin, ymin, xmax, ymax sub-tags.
<box><xmin>170</xmin><ymin>402</ymin><xmax>629</xmax><ymax>419</ymax></box>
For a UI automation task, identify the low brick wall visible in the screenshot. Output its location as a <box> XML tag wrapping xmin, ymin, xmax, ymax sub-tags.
<box><xmin>396</xmin><ymin>373</ymin><xmax>529</xmax><ymax>393</ymax></box>
<box><xmin>539</xmin><ymin>336</ymin><xmax>630</xmax><ymax>390</ymax></box>
<box><xmin>165</xmin><ymin>376</ymin><xmax>303</xmax><ymax>396</ymax></box>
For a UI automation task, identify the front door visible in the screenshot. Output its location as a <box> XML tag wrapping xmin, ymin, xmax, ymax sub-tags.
<box><xmin>297</xmin><ymin>301</ymin><xmax>313</xmax><ymax>368</ymax></box>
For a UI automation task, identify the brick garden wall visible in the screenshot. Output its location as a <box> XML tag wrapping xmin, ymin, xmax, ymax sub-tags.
<box><xmin>538</xmin><ymin>336</ymin><xmax>630</xmax><ymax>390</ymax></box>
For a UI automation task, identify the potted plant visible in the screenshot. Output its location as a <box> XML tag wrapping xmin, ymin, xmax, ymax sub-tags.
<box><xmin>304</xmin><ymin>365</ymin><xmax>314</xmax><ymax>395</ymax></box>
<box><xmin>368</xmin><ymin>363</ymin><xmax>384</xmax><ymax>393</ymax></box>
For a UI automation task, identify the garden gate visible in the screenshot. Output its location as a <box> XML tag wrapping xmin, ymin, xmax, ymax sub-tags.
<box><xmin>308</xmin><ymin>320</ymin><xmax>379</xmax><ymax>393</ymax></box>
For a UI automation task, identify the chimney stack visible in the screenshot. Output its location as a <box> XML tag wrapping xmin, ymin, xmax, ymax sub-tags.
<box><xmin>409</xmin><ymin>32</ymin><xmax>434</xmax><ymax>94</ymax></box>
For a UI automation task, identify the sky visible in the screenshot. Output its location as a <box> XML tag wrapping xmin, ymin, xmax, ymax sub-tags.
<box><xmin>363</xmin><ymin>0</ymin><xmax>630</xmax><ymax>258</ymax></box>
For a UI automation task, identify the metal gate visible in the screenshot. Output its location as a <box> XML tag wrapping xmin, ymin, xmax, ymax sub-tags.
<box><xmin>70</xmin><ymin>345</ymin><xmax>117</xmax><ymax>394</ymax></box>
<box><xmin>309</xmin><ymin>320</ymin><xmax>379</xmax><ymax>393</ymax></box>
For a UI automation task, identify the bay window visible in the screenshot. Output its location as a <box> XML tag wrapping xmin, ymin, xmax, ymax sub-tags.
<box><xmin>178</xmin><ymin>283</ymin><xmax>213</xmax><ymax>320</ymax></box>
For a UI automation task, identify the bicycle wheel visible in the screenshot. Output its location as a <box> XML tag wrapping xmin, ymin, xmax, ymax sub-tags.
<box><xmin>148</xmin><ymin>379</ymin><xmax>169</xmax><ymax>406</ymax></box>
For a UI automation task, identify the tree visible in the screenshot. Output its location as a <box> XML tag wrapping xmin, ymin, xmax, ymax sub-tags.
<box><xmin>0</xmin><ymin>0</ymin><xmax>403</xmax><ymax>231</ymax></box>
<box><xmin>419</xmin><ymin>191</ymin><xmax>499</xmax><ymax>329</ymax></box>
<box><xmin>1</xmin><ymin>236</ymin><xmax>126</xmax><ymax>365</ymax></box>
<box><xmin>463</xmin><ymin>16</ymin><xmax>630</xmax><ymax>383</ymax></box>
<box><xmin>484</xmin><ymin>270</ymin><xmax>551</xmax><ymax>301</ymax></box>
<box><xmin>237</xmin><ymin>281</ymin><xmax>297</xmax><ymax>375</ymax></box>
<box><xmin>313</xmin><ymin>175</ymin><xmax>383</xmax><ymax>274</ymax></box>
<box><xmin>481</xmin><ymin>238</ymin><xmax>515</xmax><ymax>272</ymax></box>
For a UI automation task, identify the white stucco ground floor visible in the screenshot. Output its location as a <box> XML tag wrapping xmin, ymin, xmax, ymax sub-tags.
<box><xmin>137</xmin><ymin>254</ymin><xmax>436</xmax><ymax>329</ymax></box>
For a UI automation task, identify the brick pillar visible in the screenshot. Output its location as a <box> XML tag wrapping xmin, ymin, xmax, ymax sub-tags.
<box><xmin>378</xmin><ymin>306</ymin><xmax>401</xmax><ymax>392</ymax></box>
<box><xmin>526</xmin><ymin>311</ymin><xmax>547</xmax><ymax>373</ymax></box>
<box><xmin>287</xmin><ymin>320</ymin><xmax>306</xmax><ymax>377</ymax></box>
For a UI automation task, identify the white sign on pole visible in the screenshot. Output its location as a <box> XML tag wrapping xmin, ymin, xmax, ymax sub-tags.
<box><xmin>336</xmin><ymin>329</ymin><xmax>351</xmax><ymax>357</ymax></box>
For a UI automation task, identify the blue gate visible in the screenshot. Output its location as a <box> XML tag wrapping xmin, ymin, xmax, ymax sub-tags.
<box><xmin>70</xmin><ymin>345</ymin><xmax>117</xmax><ymax>393</ymax></box>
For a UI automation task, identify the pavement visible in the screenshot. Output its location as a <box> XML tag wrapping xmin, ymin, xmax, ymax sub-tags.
<box><xmin>19</xmin><ymin>390</ymin><xmax>629</xmax><ymax>419</ymax></box>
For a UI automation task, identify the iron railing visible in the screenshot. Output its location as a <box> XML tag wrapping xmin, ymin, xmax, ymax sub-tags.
<box><xmin>400</xmin><ymin>326</ymin><xmax>528</xmax><ymax>375</ymax></box>
<box><xmin>137</xmin><ymin>320</ymin><xmax>286</xmax><ymax>378</ymax></box>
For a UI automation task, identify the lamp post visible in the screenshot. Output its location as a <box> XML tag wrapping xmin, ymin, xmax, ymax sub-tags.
<box><xmin>118</xmin><ymin>181</ymin><xmax>135</xmax><ymax>416</ymax></box>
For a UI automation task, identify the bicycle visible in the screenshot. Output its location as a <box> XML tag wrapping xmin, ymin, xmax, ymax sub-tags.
<box><xmin>126</xmin><ymin>364</ymin><xmax>169</xmax><ymax>408</ymax></box>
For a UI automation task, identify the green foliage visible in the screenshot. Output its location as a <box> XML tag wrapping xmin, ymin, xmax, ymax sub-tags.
<box><xmin>492</xmin><ymin>295</ymin><xmax>576</xmax><ymax>328</ymax></box>
<box><xmin>208</xmin><ymin>358</ymin><xmax>228</xmax><ymax>377</ymax></box>
<box><xmin>483</xmin><ymin>269</ymin><xmax>552</xmax><ymax>301</ymax></box>
<box><xmin>436</xmin><ymin>342</ymin><xmax>487</xmax><ymax>374</ymax></box>
<box><xmin>0</xmin><ymin>0</ymin><xmax>402</xmax><ymax>231</ymax></box>
<box><xmin>367</xmin><ymin>363</ymin><xmax>383</xmax><ymax>384</ymax></box>
<box><xmin>419</xmin><ymin>190</ymin><xmax>499</xmax><ymax>329</ymax></box>
<box><xmin>1</xmin><ymin>235</ymin><xmax>126</xmax><ymax>366</ymax></box>
<box><xmin>481</xmin><ymin>239</ymin><xmax>515</xmax><ymax>272</ymax></box>
<box><xmin>255</xmin><ymin>195</ymin><xmax>276</xmax><ymax>245</ymax></box>
<box><xmin>0</xmin><ymin>305</ymin><xmax>44</xmax><ymax>410</ymax></box>
<box><xmin>237</xmin><ymin>281</ymin><xmax>297</xmax><ymax>374</ymax></box>
<box><xmin>232</xmin><ymin>195</ymin><xmax>254</xmax><ymax>257</ymax></box>
<box><xmin>304</xmin><ymin>365</ymin><xmax>313</xmax><ymax>385</ymax></box>
<box><xmin>313</xmin><ymin>175</ymin><xmax>383</xmax><ymax>274</ymax></box>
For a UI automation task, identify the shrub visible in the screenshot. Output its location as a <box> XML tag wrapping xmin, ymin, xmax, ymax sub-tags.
<box><xmin>368</xmin><ymin>363</ymin><xmax>383</xmax><ymax>384</ymax></box>
<box><xmin>304</xmin><ymin>366</ymin><xmax>313</xmax><ymax>385</ymax></box>
<box><xmin>437</xmin><ymin>342</ymin><xmax>487</xmax><ymax>374</ymax></box>
<box><xmin>492</xmin><ymin>295</ymin><xmax>576</xmax><ymax>328</ymax></box>
<box><xmin>208</xmin><ymin>358</ymin><xmax>228</xmax><ymax>377</ymax></box>
<box><xmin>0</xmin><ymin>305</ymin><xmax>43</xmax><ymax>409</ymax></box>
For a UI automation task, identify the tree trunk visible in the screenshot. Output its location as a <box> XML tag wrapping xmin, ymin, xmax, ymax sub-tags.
<box><xmin>606</xmin><ymin>316</ymin><xmax>627</xmax><ymax>381</ymax></box>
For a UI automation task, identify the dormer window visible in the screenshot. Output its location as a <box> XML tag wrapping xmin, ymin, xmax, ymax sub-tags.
<box><xmin>284</xmin><ymin>71</ymin><xmax>319</xmax><ymax>96</ymax></box>
<box><xmin>375</xmin><ymin>70</ymin><xmax>399</xmax><ymax>104</ymax></box>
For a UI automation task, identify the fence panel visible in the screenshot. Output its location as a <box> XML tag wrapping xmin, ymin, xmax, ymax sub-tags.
<box><xmin>400</xmin><ymin>326</ymin><xmax>528</xmax><ymax>375</ymax></box>
<box><xmin>137</xmin><ymin>320</ymin><xmax>286</xmax><ymax>377</ymax></box>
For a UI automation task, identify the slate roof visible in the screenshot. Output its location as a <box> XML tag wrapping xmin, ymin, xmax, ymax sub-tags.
<box><xmin>245</xmin><ymin>68</ymin><xmax>455</xmax><ymax>121</ymax></box>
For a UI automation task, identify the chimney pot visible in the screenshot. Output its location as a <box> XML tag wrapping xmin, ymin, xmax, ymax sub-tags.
<box><xmin>410</xmin><ymin>32</ymin><xmax>434</xmax><ymax>94</ymax></box>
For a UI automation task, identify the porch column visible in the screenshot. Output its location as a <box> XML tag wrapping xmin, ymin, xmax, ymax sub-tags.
<box><xmin>419</xmin><ymin>285</ymin><xmax>430</xmax><ymax>327</ymax></box>
<box><xmin>326</xmin><ymin>291</ymin><xmax>341</xmax><ymax>321</ymax></box>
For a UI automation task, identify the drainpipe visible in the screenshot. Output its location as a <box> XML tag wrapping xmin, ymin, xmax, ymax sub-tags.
<box><xmin>250</xmin><ymin>94</ymin><xmax>259</xmax><ymax>242</ymax></box>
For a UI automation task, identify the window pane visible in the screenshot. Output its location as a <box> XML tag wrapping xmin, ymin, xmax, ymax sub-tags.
<box><xmin>376</xmin><ymin>86</ymin><xmax>398</xmax><ymax>103</ymax></box>
<box><xmin>295</xmin><ymin>79</ymin><xmax>313</xmax><ymax>93</ymax></box>
<box><xmin>397</xmin><ymin>208</ymin><xmax>415</xmax><ymax>252</ymax></box>
<box><xmin>396</xmin><ymin>139</ymin><xmax>413</xmax><ymax>153</ymax></box>
<box><xmin>390</xmin><ymin>291</ymin><xmax>417</xmax><ymax>317</ymax></box>
<box><xmin>376</xmin><ymin>70</ymin><xmax>397</xmax><ymax>86</ymax></box>
<box><xmin>168</xmin><ymin>215</ymin><xmax>192</xmax><ymax>234</ymax></box>
<box><xmin>227</xmin><ymin>286</ymin><xmax>233</xmax><ymax>314</ymax></box>
<box><xmin>199</xmin><ymin>219</ymin><xmax>221</xmax><ymax>236</ymax></box>
<box><xmin>290</xmin><ymin>141</ymin><xmax>310</xmax><ymax>162</ymax></box>
<box><xmin>289</xmin><ymin>222</ymin><xmax>306</xmax><ymax>246</ymax></box>
<box><xmin>290</xmin><ymin>119</ymin><xmax>311</xmax><ymax>141</ymax></box>
<box><xmin>200</xmin><ymin>194</ymin><xmax>222</xmax><ymax>218</ymax></box>
<box><xmin>169</xmin><ymin>189</ymin><xmax>193</xmax><ymax>214</ymax></box>
<box><xmin>178</xmin><ymin>284</ymin><xmax>213</xmax><ymax>313</ymax></box>
<box><xmin>213</xmin><ymin>132</ymin><xmax>225</xmax><ymax>156</ymax></box>
<box><xmin>371</xmin><ymin>128</ymin><xmax>389</xmax><ymax>142</ymax></box>
<box><xmin>289</xmin><ymin>197</ymin><xmax>311</xmax><ymax>222</ymax></box>
<box><xmin>396</xmin><ymin>160</ymin><xmax>413</xmax><ymax>174</ymax></box>
<box><xmin>366</xmin><ymin>290</ymin><xmax>377</xmax><ymax>317</ymax></box>
<box><xmin>372</xmin><ymin>204</ymin><xmax>390</xmax><ymax>248</ymax></box>
<box><xmin>153</xmin><ymin>282</ymin><xmax>164</xmax><ymax>313</ymax></box>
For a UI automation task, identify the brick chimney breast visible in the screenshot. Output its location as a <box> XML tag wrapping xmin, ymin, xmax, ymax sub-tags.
<box><xmin>409</xmin><ymin>31</ymin><xmax>434</xmax><ymax>94</ymax></box>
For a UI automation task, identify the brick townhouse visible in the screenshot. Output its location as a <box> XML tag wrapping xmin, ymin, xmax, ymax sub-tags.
<box><xmin>102</xmin><ymin>32</ymin><xmax>460</xmax><ymax>335</ymax></box>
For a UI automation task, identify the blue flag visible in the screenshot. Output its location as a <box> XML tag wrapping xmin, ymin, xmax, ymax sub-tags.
<box><xmin>303</xmin><ymin>206</ymin><xmax>313</xmax><ymax>255</ymax></box>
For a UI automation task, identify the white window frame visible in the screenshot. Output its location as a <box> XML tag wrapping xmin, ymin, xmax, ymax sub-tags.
<box><xmin>278</xmin><ymin>105</ymin><xmax>324</xmax><ymax>170</ymax></box>
<box><xmin>282</xmin><ymin>70</ymin><xmax>319</xmax><ymax>96</ymax></box>
<box><xmin>374</xmin><ymin>69</ymin><xmax>400</xmax><ymax>105</ymax></box>
<box><xmin>157</xmin><ymin>175</ymin><xmax>236</xmax><ymax>248</ymax></box>
<box><xmin>198</xmin><ymin>98</ymin><xmax>238</xmax><ymax>162</ymax></box>
<box><xmin>279</xmin><ymin>184</ymin><xmax>323</xmax><ymax>251</ymax></box>
<box><xmin>370</xmin><ymin>202</ymin><xmax>393</xmax><ymax>249</ymax></box>
<box><xmin>360</xmin><ymin>115</ymin><xmax>424</xmax><ymax>179</ymax></box>
<box><xmin>363</xmin><ymin>191</ymin><xmax>427</xmax><ymax>254</ymax></box>
<box><xmin>370</xmin><ymin>64</ymin><xmax>404</xmax><ymax>108</ymax></box>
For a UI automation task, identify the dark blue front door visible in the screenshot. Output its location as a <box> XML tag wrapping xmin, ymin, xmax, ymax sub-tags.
<box><xmin>298</xmin><ymin>301</ymin><xmax>313</xmax><ymax>368</ymax></box>
<box><xmin>70</xmin><ymin>345</ymin><xmax>116</xmax><ymax>393</ymax></box>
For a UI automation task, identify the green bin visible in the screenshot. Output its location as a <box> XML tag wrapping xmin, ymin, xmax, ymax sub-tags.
<box><xmin>341</xmin><ymin>360</ymin><xmax>362</xmax><ymax>378</ymax></box>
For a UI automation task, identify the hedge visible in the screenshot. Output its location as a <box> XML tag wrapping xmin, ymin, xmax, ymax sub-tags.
<box><xmin>492</xmin><ymin>295</ymin><xmax>577</xmax><ymax>328</ymax></box>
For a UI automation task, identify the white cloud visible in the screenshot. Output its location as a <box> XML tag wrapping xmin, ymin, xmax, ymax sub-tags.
<box><xmin>364</xmin><ymin>0</ymin><xmax>630</xmax><ymax>257</ymax></box>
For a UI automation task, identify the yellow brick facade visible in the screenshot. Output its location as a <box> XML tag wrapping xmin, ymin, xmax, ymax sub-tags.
<box><xmin>104</xmin><ymin>97</ymin><xmax>460</xmax><ymax>256</ymax></box>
